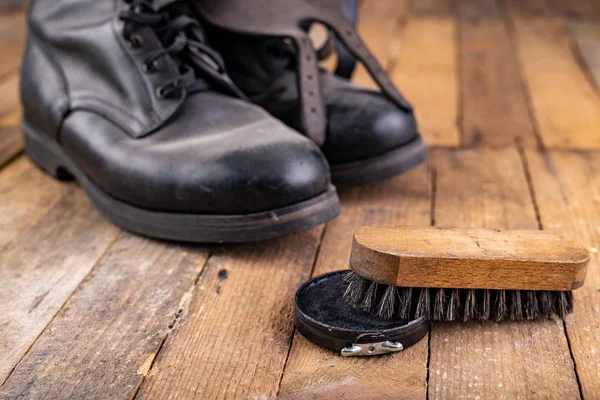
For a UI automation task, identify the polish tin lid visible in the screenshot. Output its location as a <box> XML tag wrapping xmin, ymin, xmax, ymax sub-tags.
<box><xmin>294</xmin><ymin>270</ymin><xmax>430</xmax><ymax>357</ymax></box>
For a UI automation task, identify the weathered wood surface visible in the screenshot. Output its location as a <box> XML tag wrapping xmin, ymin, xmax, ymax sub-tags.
<box><xmin>350</xmin><ymin>225</ymin><xmax>589</xmax><ymax>290</ymax></box>
<box><xmin>572</xmin><ymin>22</ymin><xmax>600</xmax><ymax>91</ymax></box>
<box><xmin>279</xmin><ymin>164</ymin><xmax>432</xmax><ymax>399</ymax></box>
<box><xmin>352</xmin><ymin>0</ymin><xmax>408</xmax><ymax>89</ymax></box>
<box><xmin>0</xmin><ymin>234</ymin><xmax>209</xmax><ymax>399</ymax></box>
<box><xmin>509</xmin><ymin>15</ymin><xmax>600</xmax><ymax>149</ymax></box>
<box><xmin>1</xmin><ymin>2</ymin><xmax>600</xmax><ymax>399</ymax></box>
<box><xmin>427</xmin><ymin>148</ymin><xmax>580</xmax><ymax>399</ymax></box>
<box><xmin>459</xmin><ymin>0</ymin><xmax>537</xmax><ymax>147</ymax></box>
<box><xmin>527</xmin><ymin>151</ymin><xmax>600</xmax><ymax>398</ymax></box>
<box><xmin>391</xmin><ymin>17</ymin><xmax>460</xmax><ymax>147</ymax></box>
<box><xmin>136</xmin><ymin>231</ymin><xmax>323</xmax><ymax>399</ymax></box>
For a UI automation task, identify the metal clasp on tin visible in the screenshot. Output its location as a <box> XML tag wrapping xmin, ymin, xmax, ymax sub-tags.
<box><xmin>341</xmin><ymin>341</ymin><xmax>404</xmax><ymax>357</ymax></box>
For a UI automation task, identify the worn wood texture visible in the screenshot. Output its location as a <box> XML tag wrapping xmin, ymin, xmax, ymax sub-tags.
<box><xmin>509</xmin><ymin>16</ymin><xmax>600</xmax><ymax>149</ymax></box>
<box><xmin>351</xmin><ymin>0</ymin><xmax>408</xmax><ymax>88</ymax></box>
<box><xmin>0</xmin><ymin>10</ymin><xmax>26</xmax><ymax>79</ymax></box>
<box><xmin>0</xmin><ymin>73</ymin><xmax>19</xmax><ymax>119</ymax></box>
<box><xmin>0</xmin><ymin>158</ymin><xmax>66</xmax><ymax>249</ymax></box>
<box><xmin>409</xmin><ymin>0</ymin><xmax>456</xmax><ymax>16</ymax></box>
<box><xmin>0</xmin><ymin>189</ymin><xmax>120</xmax><ymax>385</ymax></box>
<box><xmin>0</xmin><ymin>235</ymin><xmax>209</xmax><ymax>399</ymax></box>
<box><xmin>459</xmin><ymin>0</ymin><xmax>537</xmax><ymax>147</ymax></box>
<box><xmin>136</xmin><ymin>231</ymin><xmax>322</xmax><ymax>400</ymax></box>
<box><xmin>391</xmin><ymin>17</ymin><xmax>460</xmax><ymax>147</ymax></box>
<box><xmin>572</xmin><ymin>22</ymin><xmax>600</xmax><ymax>91</ymax></box>
<box><xmin>350</xmin><ymin>226</ymin><xmax>589</xmax><ymax>290</ymax></box>
<box><xmin>279</xmin><ymin>164</ymin><xmax>432</xmax><ymax>399</ymax></box>
<box><xmin>526</xmin><ymin>150</ymin><xmax>600</xmax><ymax>398</ymax></box>
<box><xmin>427</xmin><ymin>148</ymin><xmax>581</xmax><ymax>399</ymax></box>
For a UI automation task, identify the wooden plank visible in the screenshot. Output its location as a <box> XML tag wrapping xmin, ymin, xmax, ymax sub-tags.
<box><xmin>409</xmin><ymin>0</ymin><xmax>456</xmax><ymax>15</ymax></box>
<box><xmin>0</xmin><ymin>10</ymin><xmax>26</xmax><ymax>79</ymax></box>
<box><xmin>510</xmin><ymin>16</ymin><xmax>600</xmax><ymax>149</ymax></box>
<box><xmin>0</xmin><ymin>234</ymin><xmax>209</xmax><ymax>399</ymax></box>
<box><xmin>136</xmin><ymin>230</ymin><xmax>324</xmax><ymax>399</ymax></box>
<box><xmin>279</xmin><ymin>164</ymin><xmax>432</xmax><ymax>399</ymax></box>
<box><xmin>526</xmin><ymin>150</ymin><xmax>600</xmax><ymax>398</ymax></box>
<box><xmin>503</xmin><ymin>0</ymin><xmax>556</xmax><ymax>16</ymax></box>
<box><xmin>558</xmin><ymin>0</ymin><xmax>600</xmax><ymax>20</ymax></box>
<box><xmin>0</xmin><ymin>125</ymin><xmax>22</xmax><ymax>169</ymax></box>
<box><xmin>0</xmin><ymin>189</ymin><xmax>121</xmax><ymax>385</ymax></box>
<box><xmin>0</xmin><ymin>73</ymin><xmax>20</xmax><ymax>119</ymax></box>
<box><xmin>572</xmin><ymin>22</ymin><xmax>600</xmax><ymax>91</ymax></box>
<box><xmin>391</xmin><ymin>17</ymin><xmax>460</xmax><ymax>147</ymax></box>
<box><xmin>352</xmin><ymin>0</ymin><xmax>409</xmax><ymax>88</ymax></box>
<box><xmin>428</xmin><ymin>148</ymin><xmax>580</xmax><ymax>399</ymax></box>
<box><xmin>459</xmin><ymin>0</ymin><xmax>537</xmax><ymax>147</ymax></box>
<box><xmin>0</xmin><ymin>158</ymin><xmax>66</xmax><ymax>249</ymax></box>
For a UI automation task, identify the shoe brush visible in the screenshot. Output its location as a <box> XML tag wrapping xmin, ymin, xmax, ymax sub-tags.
<box><xmin>344</xmin><ymin>226</ymin><xmax>590</xmax><ymax>322</ymax></box>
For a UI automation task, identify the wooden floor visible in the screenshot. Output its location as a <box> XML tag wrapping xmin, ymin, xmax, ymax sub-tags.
<box><xmin>1</xmin><ymin>0</ymin><xmax>600</xmax><ymax>398</ymax></box>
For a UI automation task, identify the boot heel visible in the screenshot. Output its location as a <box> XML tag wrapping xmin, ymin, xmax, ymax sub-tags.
<box><xmin>22</xmin><ymin>120</ymin><xmax>74</xmax><ymax>181</ymax></box>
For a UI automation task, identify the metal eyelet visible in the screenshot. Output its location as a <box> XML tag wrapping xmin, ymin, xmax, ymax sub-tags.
<box><xmin>127</xmin><ymin>34</ymin><xmax>144</xmax><ymax>49</ymax></box>
<box><xmin>155</xmin><ymin>85</ymin><xmax>167</xmax><ymax>99</ymax></box>
<box><xmin>143</xmin><ymin>59</ymin><xmax>159</xmax><ymax>73</ymax></box>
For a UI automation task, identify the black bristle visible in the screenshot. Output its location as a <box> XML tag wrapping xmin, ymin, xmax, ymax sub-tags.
<box><xmin>463</xmin><ymin>289</ymin><xmax>476</xmax><ymax>322</ymax></box>
<box><xmin>433</xmin><ymin>289</ymin><xmax>446</xmax><ymax>321</ymax></box>
<box><xmin>398</xmin><ymin>287</ymin><xmax>413</xmax><ymax>319</ymax></box>
<box><xmin>556</xmin><ymin>291</ymin><xmax>570</xmax><ymax>317</ymax></box>
<box><xmin>539</xmin><ymin>291</ymin><xmax>553</xmax><ymax>318</ymax></box>
<box><xmin>342</xmin><ymin>272</ymin><xmax>575</xmax><ymax>322</ymax></box>
<box><xmin>480</xmin><ymin>290</ymin><xmax>491</xmax><ymax>320</ymax></box>
<box><xmin>494</xmin><ymin>290</ymin><xmax>508</xmax><ymax>322</ymax></box>
<box><xmin>446</xmin><ymin>289</ymin><xmax>460</xmax><ymax>321</ymax></box>
<box><xmin>360</xmin><ymin>281</ymin><xmax>378</xmax><ymax>313</ymax></box>
<box><xmin>377</xmin><ymin>285</ymin><xmax>396</xmax><ymax>319</ymax></box>
<box><xmin>343</xmin><ymin>272</ymin><xmax>367</xmax><ymax>307</ymax></box>
<box><xmin>525</xmin><ymin>291</ymin><xmax>540</xmax><ymax>320</ymax></box>
<box><xmin>510</xmin><ymin>290</ymin><xmax>524</xmax><ymax>321</ymax></box>
<box><xmin>565</xmin><ymin>291</ymin><xmax>574</xmax><ymax>313</ymax></box>
<box><xmin>415</xmin><ymin>288</ymin><xmax>430</xmax><ymax>319</ymax></box>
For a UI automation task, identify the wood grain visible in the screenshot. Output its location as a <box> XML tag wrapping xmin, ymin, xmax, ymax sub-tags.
<box><xmin>509</xmin><ymin>16</ymin><xmax>600</xmax><ymax>149</ymax></box>
<box><xmin>0</xmin><ymin>189</ymin><xmax>120</xmax><ymax>385</ymax></box>
<box><xmin>459</xmin><ymin>0</ymin><xmax>537</xmax><ymax>147</ymax></box>
<box><xmin>0</xmin><ymin>235</ymin><xmax>208</xmax><ymax>399</ymax></box>
<box><xmin>0</xmin><ymin>10</ymin><xmax>26</xmax><ymax>79</ymax></box>
<box><xmin>427</xmin><ymin>148</ymin><xmax>580</xmax><ymax>399</ymax></box>
<box><xmin>0</xmin><ymin>158</ymin><xmax>66</xmax><ymax>249</ymax></box>
<box><xmin>136</xmin><ymin>230</ymin><xmax>323</xmax><ymax>400</ymax></box>
<box><xmin>391</xmin><ymin>17</ymin><xmax>460</xmax><ymax>147</ymax></box>
<box><xmin>409</xmin><ymin>0</ymin><xmax>456</xmax><ymax>16</ymax></box>
<box><xmin>526</xmin><ymin>150</ymin><xmax>600</xmax><ymax>398</ymax></box>
<box><xmin>279</xmin><ymin>164</ymin><xmax>432</xmax><ymax>399</ymax></box>
<box><xmin>350</xmin><ymin>226</ymin><xmax>589</xmax><ymax>290</ymax></box>
<box><xmin>572</xmin><ymin>22</ymin><xmax>600</xmax><ymax>91</ymax></box>
<box><xmin>352</xmin><ymin>0</ymin><xmax>408</xmax><ymax>88</ymax></box>
<box><xmin>0</xmin><ymin>125</ymin><xmax>22</xmax><ymax>169</ymax></box>
<box><xmin>0</xmin><ymin>73</ymin><xmax>20</xmax><ymax>119</ymax></box>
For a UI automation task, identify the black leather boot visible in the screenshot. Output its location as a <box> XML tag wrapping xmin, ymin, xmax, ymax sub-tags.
<box><xmin>194</xmin><ymin>0</ymin><xmax>427</xmax><ymax>187</ymax></box>
<box><xmin>20</xmin><ymin>0</ymin><xmax>339</xmax><ymax>243</ymax></box>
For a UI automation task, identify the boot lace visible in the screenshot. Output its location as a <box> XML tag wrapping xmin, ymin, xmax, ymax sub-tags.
<box><xmin>119</xmin><ymin>0</ymin><xmax>243</xmax><ymax>99</ymax></box>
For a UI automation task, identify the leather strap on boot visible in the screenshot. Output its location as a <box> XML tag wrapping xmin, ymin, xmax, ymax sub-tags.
<box><xmin>195</xmin><ymin>0</ymin><xmax>412</xmax><ymax>146</ymax></box>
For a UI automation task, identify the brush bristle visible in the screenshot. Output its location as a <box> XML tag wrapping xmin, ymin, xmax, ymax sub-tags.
<box><xmin>343</xmin><ymin>272</ymin><xmax>574</xmax><ymax>322</ymax></box>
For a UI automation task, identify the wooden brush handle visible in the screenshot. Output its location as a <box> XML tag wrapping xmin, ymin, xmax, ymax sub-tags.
<box><xmin>350</xmin><ymin>226</ymin><xmax>590</xmax><ymax>291</ymax></box>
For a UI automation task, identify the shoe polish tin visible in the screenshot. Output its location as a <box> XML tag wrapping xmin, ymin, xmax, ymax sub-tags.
<box><xmin>294</xmin><ymin>270</ymin><xmax>429</xmax><ymax>357</ymax></box>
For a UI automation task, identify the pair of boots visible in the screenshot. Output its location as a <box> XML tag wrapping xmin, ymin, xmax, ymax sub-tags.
<box><xmin>21</xmin><ymin>0</ymin><xmax>426</xmax><ymax>243</ymax></box>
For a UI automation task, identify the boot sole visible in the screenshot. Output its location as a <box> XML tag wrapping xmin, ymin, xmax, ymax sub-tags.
<box><xmin>330</xmin><ymin>136</ymin><xmax>427</xmax><ymax>188</ymax></box>
<box><xmin>23</xmin><ymin>120</ymin><xmax>340</xmax><ymax>243</ymax></box>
